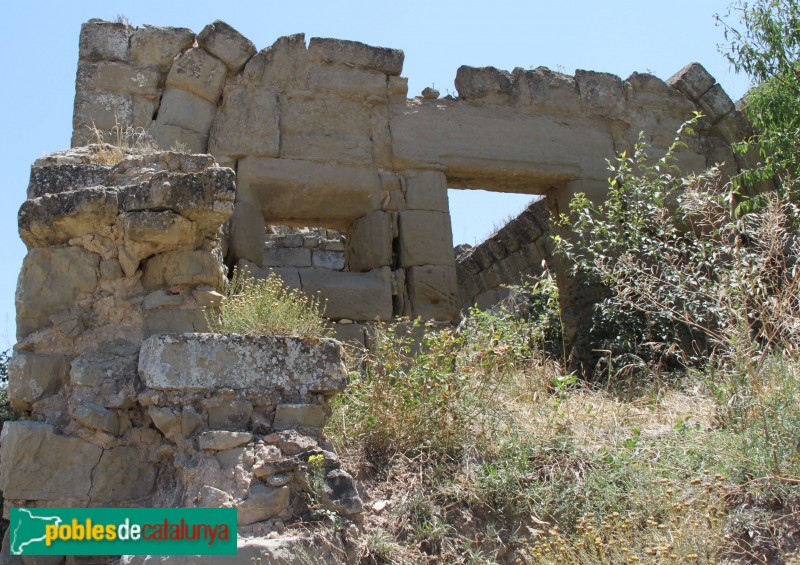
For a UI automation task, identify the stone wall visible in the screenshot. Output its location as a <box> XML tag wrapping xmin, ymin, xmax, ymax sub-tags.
<box><xmin>456</xmin><ymin>198</ymin><xmax>554</xmax><ymax>311</ymax></box>
<box><xmin>69</xmin><ymin>18</ymin><xmax>759</xmax><ymax>366</ymax></box>
<box><xmin>2</xmin><ymin>150</ymin><xmax>363</xmax><ymax>564</ymax></box>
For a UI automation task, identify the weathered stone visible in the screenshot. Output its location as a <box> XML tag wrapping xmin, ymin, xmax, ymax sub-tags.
<box><xmin>667</xmin><ymin>62</ymin><xmax>715</xmax><ymax>101</ymax></box>
<box><xmin>513</xmin><ymin>66</ymin><xmax>580</xmax><ymax>113</ymax></box>
<box><xmin>256</xmin><ymin>33</ymin><xmax>309</xmax><ymax>91</ymax></box>
<box><xmin>193</xmin><ymin>287</ymin><xmax>224</xmax><ymax>309</ymax></box>
<box><xmin>208</xmin><ymin>85</ymin><xmax>279</xmax><ymax>157</ymax></box>
<box><xmin>307</xmin><ymin>38</ymin><xmax>403</xmax><ymax>76</ymax></box>
<box><xmin>454</xmin><ymin>66</ymin><xmax>513</xmax><ymax>100</ymax></box>
<box><xmin>28</xmin><ymin>164</ymin><xmax>110</xmax><ymax>199</ymax></box>
<box><xmin>311</xmin><ymin>250</ymin><xmax>345</xmax><ymax>270</ymax></box>
<box><xmin>320</xmin><ymin>469</ymin><xmax>363</xmax><ymax>515</ymax></box>
<box><xmin>404</xmin><ymin>170</ymin><xmax>449</xmax><ymax>212</ymax></box>
<box><xmin>148</xmin><ymin>406</ymin><xmax>180</xmax><ymax>437</ymax></box>
<box><xmin>346</xmin><ymin>211</ymin><xmax>393</xmax><ymax>272</ymax></box>
<box><xmin>153</xmin><ymin>88</ymin><xmax>217</xmax><ymax>140</ymax></box>
<box><xmin>421</xmin><ymin>86</ymin><xmax>439</xmax><ymax>99</ymax></box>
<box><xmin>198</xmin><ymin>431</ymin><xmax>253</xmax><ymax>451</ymax></box>
<box><xmin>181</xmin><ymin>406</ymin><xmax>207</xmax><ymax>436</ymax></box>
<box><xmin>205</xmin><ymin>398</ymin><xmax>253</xmax><ymax>430</ymax></box>
<box><xmin>575</xmin><ymin>70</ymin><xmax>625</xmax><ymax>118</ymax></box>
<box><xmin>73</xmin><ymin>402</ymin><xmax>119</xmax><ymax>435</ymax></box>
<box><xmin>139</xmin><ymin>334</ymin><xmax>348</xmax><ymax>394</ymax></box>
<box><xmin>197</xmin><ymin>21</ymin><xmax>256</xmax><ymax>72</ymax></box>
<box><xmin>70</xmin><ymin>351</ymin><xmax>140</xmax><ymax>409</ymax></box>
<box><xmin>712</xmin><ymin>109</ymin><xmax>753</xmax><ymax>144</ymax></box>
<box><xmin>79</xmin><ymin>21</ymin><xmax>130</xmax><ymax>63</ymax></box>
<box><xmin>398</xmin><ymin>210</ymin><xmax>455</xmax><ymax>267</ymax></box>
<box><xmin>272</xmin><ymin>404</ymin><xmax>326</xmax><ymax>431</ymax></box>
<box><xmin>299</xmin><ymin>268</ymin><xmax>394</xmax><ymax>321</ymax></box>
<box><xmin>308</xmin><ymin>64</ymin><xmax>387</xmax><ymax>98</ymax></box>
<box><xmin>263</xmin><ymin>247</ymin><xmax>311</xmax><ymax>268</ymax></box>
<box><xmin>237</xmin><ymin>157</ymin><xmax>380</xmax><ymax>228</ymax></box>
<box><xmin>16</xmin><ymin>247</ymin><xmax>99</xmax><ymax>337</ymax></box>
<box><xmin>76</xmin><ymin>62</ymin><xmax>161</xmax><ymax>95</ymax></box>
<box><xmin>124</xmin><ymin>210</ymin><xmax>196</xmax><ymax>248</ymax></box>
<box><xmin>89</xmin><ymin>446</ymin><xmax>157</xmax><ymax>502</ymax></box>
<box><xmin>696</xmin><ymin>83</ymin><xmax>735</xmax><ymax>123</ymax></box>
<box><xmin>331</xmin><ymin>322</ymin><xmax>366</xmax><ymax>347</ymax></box>
<box><xmin>150</xmin><ymin>124</ymin><xmax>209</xmax><ymax>154</ymax></box>
<box><xmin>407</xmin><ymin>265</ymin><xmax>459</xmax><ymax>321</ymax></box>
<box><xmin>130</xmin><ymin>25</ymin><xmax>195</xmax><ymax>71</ymax></box>
<box><xmin>265</xmin><ymin>473</ymin><xmax>292</xmax><ymax>488</ymax></box>
<box><xmin>237</xmin><ymin>485</ymin><xmax>290</xmax><ymax>525</ymax></box>
<box><xmin>143</xmin><ymin>308</ymin><xmax>209</xmax><ymax>337</ymax></box>
<box><xmin>7</xmin><ymin>352</ymin><xmax>71</xmax><ymax>411</ymax></box>
<box><xmin>0</xmin><ymin>422</ymin><xmax>102</xmax><ymax>501</ymax></box>
<box><xmin>144</xmin><ymin>291</ymin><xmax>183</xmax><ymax>310</ymax></box>
<box><xmin>195</xmin><ymin>485</ymin><xmax>232</xmax><ymax>509</ymax></box>
<box><xmin>142</xmin><ymin>249</ymin><xmax>226</xmax><ymax>290</ymax></box>
<box><xmin>19</xmin><ymin>187</ymin><xmax>119</xmax><ymax>249</ymax></box>
<box><xmin>72</xmin><ymin>90</ymin><xmax>133</xmax><ymax>132</ymax></box>
<box><xmin>166</xmin><ymin>47</ymin><xmax>227</xmax><ymax>103</ymax></box>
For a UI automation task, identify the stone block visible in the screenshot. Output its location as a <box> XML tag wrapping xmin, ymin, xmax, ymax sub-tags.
<box><xmin>513</xmin><ymin>66</ymin><xmax>580</xmax><ymax>113</ymax></box>
<box><xmin>237</xmin><ymin>157</ymin><xmax>380</xmax><ymax>228</ymax></box>
<box><xmin>142</xmin><ymin>308</ymin><xmax>209</xmax><ymax>337</ymax></box>
<box><xmin>696</xmin><ymin>83</ymin><xmax>735</xmax><ymax>124</ymax></box>
<box><xmin>346</xmin><ymin>211</ymin><xmax>393</xmax><ymax>272</ymax></box>
<box><xmin>308</xmin><ymin>37</ymin><xmax>403</xmax><ymax>76</ymax></box>
<box><xmin>205</xmin><ymin>398</ymin><xmax>253</xmax><ymax>430</ymax></box>
<box><xmin>398</xmin><ymin>210</ymin><xmax>455</xmax><ymax>267</ymax></box>
<box><xmin>308</xmin><ymin>64</ymin><xmax>387</xmax><ymax>98</ymax></box>
<box><xmin>575</xmin><ymin>70</ymin><xmax>626</xmax><ymax>118</ymax></box>
<box><xmin>197</xmin><ymin>21</ymin><xmax>256</xmax><ymax>72</ymax></box>
<box><xmin>256</xmin><ymin>33</ymin><xmax>309</xmax><ymax>91</ymax></box>
<box><xmin>16</xmin><ymin>247</ymin><xmax>100</xmax><ymax>338</ymax></box>
<box><xmin>166</xmin><ymin>47</ymin><xmax>227</xmax><ymax>103</ymax></box>
<box><xmin>73</xmin><ymin>90</ymin><xmax>133</xmax><ymax>131</ymax></box>
<box><xmin>320</xmin><ymin>469</ymin><xmax>363</xmax><ymax>515</ymax></box>
<box><xmin>72</xmin><ymin>402</ymin><xmax>119</xmax><ymax>435</ymax></box>
<box><xmin>454</xmin><ymin>66</ymin><xmax>513</xmax><ymax>100</ymax></box>
<box><xmin>130</xmin><ymin>25</ymin><xmax>195</xmax><ymax>71</ymax></box>
<box><xmin>331</xmin><ymin>322</ymin><xmax>366</xmax><ymax>347</ymax></box>
<box><xmin>7</xmin><ymin>352</ymin><xmax>71</xmax><ymax>411</ymax></box>
<box><xmin>154</xmin><ymin>88</ymin><xmax>217</xmax><ymax>136</ymax></box>
<box><xmin>272</xmin><ymin>404</ymin><xmax>326</xmax><ymax>430</ymax></box>
<box><xmin>263</xmin><ymin>247</ymin><xmax>312</xmax><ymax>268</ymax></box>
<box><xmin>404</xmin><ymin>170</ymin><xmax>449</xmax><ymax>212</ymax></box>
<box><xmin>27</xmin><ymin>164</ymin><xmax>111</xmax><ymax>199</ymax></box>
<box><xmin>124</xmin><ymin>210</ymin><xmax>197</xmax><ymax>254</ymax></box>
<box><xmin>89</xmin><ymin>446</ymin><xmax>157</xmax><ymax>502</ymax></box>
<box><xmin>299</xmin><ymin>268</ymin><xmax>394</xmax><ymax>321</ymax></box>
<box><xmin>138</xmin><ymin>334</ymin><xmax>348</xmax><ymax>395</ymax></box>
<box><xmin>150</xmin><ymin>124</ymin><xmax>208</xmax><ymax>154</ymax></box>
<box><xmin>0</xmin><ymin>422</ymin><xmax>102</xmax><ymax>501</ymax></box>
<box><xmin>19</xmin><ymin>187</ymin><xmax>119</xmax><ymax>249</ymax></box>
<box><xmin>208</xmin><ymin>84</ymin><xmax>279</xmax><ymax>157</ymax></box>
<box><xmin>76</xmin><ymin>62</ymin><xmax>160</xmax><ymax>95</ymax></box>
<box><xmin>70</xmin><ymin>351</ymin><xmax>140</xmax><ymax>409</ymax></box>
<box><xmin>198</xmin><ymin>431</ymin><xmax>253</xmax><ymax>451</ymax></box>
<box><xmin>79</xmin><ymin>21</ymin><xmax>130</xmax><ymax>63</ymax></box>
<box><xmin>237</xmin><ymin>485</ymin><xmax>290</xmax><ymax>525</ymax></box>
<box><xmin>279</xmin><ymin>94</ymin><xmax>374</xmax><ymax>166</ymax></box>
<box><xmin>711</xmin><ymin>109</ymin><xmax>752</xmax><ymax>143</ymax></box>
<box><xmin>407</xmin><ymin>265</ymin><xmax>459</xmax><ymax>321</ymax></box>
<box><xmin>667</xmin><ymin>62</ymin><xmax>715</xmax><ymax>101</ymax></box>
<box><xmin>148</xmin><ymin>406</ymin><xmax>180</xmax><ymax>437</ymax></box>
<box><xmin>312</xmin><ymin>250</ymin><xmax>345</xmax><ymax>270</ymax></box>
<box><xmin>142</xmin><ymin>249</ymin><xmax>226</xmax><ymax>290</ymax></box>
<box><xmin>237</xmin><ymin>260</ymin><xmax>302</xmax><ymax>289</ymax></box>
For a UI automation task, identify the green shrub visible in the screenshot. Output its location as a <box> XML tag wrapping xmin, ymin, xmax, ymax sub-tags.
<box><xmin>205</xmin><ymin>269</ymin><xmax>330</xmax><ymax>338</ymax></box>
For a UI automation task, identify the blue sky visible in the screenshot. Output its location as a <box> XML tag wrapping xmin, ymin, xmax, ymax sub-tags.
<box><xmin>0</xmin><ymin>0</ymin><xmax>752</xmax><ymax>349</ymax></box>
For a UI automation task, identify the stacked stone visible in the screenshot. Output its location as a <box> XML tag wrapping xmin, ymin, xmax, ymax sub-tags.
<box><xmin>2</xmin><ymin>150</ymin><xmax>362</xmax><ymax>564</ymax></box>
<box><xmin>263</xmin><ymin>226</ymin><xmax>346</xmax><ymax>272</ymax></box>
<box><xmin>456</xmin><ymin>199</ymin><xmax>554</xmax><ymax>311</ymax></box>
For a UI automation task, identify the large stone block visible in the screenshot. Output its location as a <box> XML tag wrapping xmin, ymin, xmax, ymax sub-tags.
<box><xmin>404</xmin><ymin>170</ymin><xmax>449</xmax><ymax>212</ymax></box>
<box><xmin>197</xmin><ymin>21</ymin><xmax>256</xmax><ymax>73</ymax></box>
<box><xmin>165</xmin><ymin>47</ymin><xmax>227</xmax><ymax>103</ymax></box>
<box><xmin>123</xmin><ymin>210</ymin><xmax>197</xmax><ymax>252</ymax></box>
<box><xmin>454</xmin><ymin>66</ymin><xmax>513</xmax><ymax>101</ymax></box>
<box><xmin>139</xmin><ymin>334</ymin><xmax>348</xmax><ymax>395</ymax></box>
<box><xmin>308</xmin><ymin>64</ymin><xmax>387</xmax><ymax>98</ymax></box>
<box><xmin>237</xmin><ymin>157</ymin><xmax>380</xmax><ymax>228</ymax></box>
<box><xmin>73</xmin><ymin>90</ymin><xmax>133</xmax><ymax>131</ymax></box>
<box><xmin>667</xmin><ymin>62</ymin><xmax>715</xmax><ymax>101</ymax></box>
<box><xmin>696</xmin><ymin>83</ymin><xmax>735</xmax><ymax>124</ymax></box>
<box><xmin>513</xmin><ymin>66</ymin><xmax>580</xmax><ymax>114</ymax></box>
<box><xmin>346</xmin><ymin>211</ymin><xmax>393</xmax><ymax>272</ymax></box>
<box><xmin>312</xmin><ymin>250</ymin><xmax>345</xmax><ymax>270</ymax></box>
<box><xmin>299</xmin><ymin>268</ymin><xmax>393</xmax><ymax>321</ymax></box>
<box><xmin>27</xmin><ymin>164</ymin><xmax>110</xmax><ymax>199</ymax></box>
<box><xmin>407</xmin><ymin>265</ymin><xmax>459</xmax><ymax>321</ymax></box>
<box><xmin>272</xmin><ymin>404</ymin><xmax>326</xmax><ymax>430</ymax></box>
<box><xmin>398</xmin><ymin>210</ymin><xmax>455</xmax><ymax>268</ymax></box>
<box><xmin>143</xmin><ymin>308</ymin><xmax>209</xmax><ymax>337</ymax></box>
<box><xmin>89</xmin><ymin>446</ymin><xmax>157</xmax><ymax>502</ymax></box>
<box><xmin>16</xmin><ymin>247</ymin><xmax>100</xmax><ymax>338</ymax></box>
<box><xmin>0</xmin><ymin>422</ymin><xmax>102</xmax><ymax>501</ymax></box>
<box><xmin>18</xmin><ymin>187</ymin><xmax>119</xmax><ymax>249</ymax></box>
<box><xmin>150</xmin><ymin>124</ymin><xmax>208</xmax><ymax>154</ymax></box>
<box><xmin>79</xmin><ymin>20</ymin><xmax>130</xmax><ymax>63</ymax></box>
<box><xmin>307</xmin><ymin>37</ymin><xmax>403</xmax><ymax>76</ymax></box>
<box><xmin>71</xmin><ymin>351</ymin><xmax>140</xmax><ymax>409</ymax></box>
<box><xmin>263</xmin><ymin>247</ymin><xmax>312</xmax><ymax>268</ymax></box>
<box><xmin>575</xmin><ymin>70</ymin><xmax>626</xmax><ymax>118</ymax></box>
<box><xmin>153</xmin><ymin>88</ymin><xmax>217</xmax><ymax>138</ymax></box>
<box><xmin>130</xmin><ymin>25</ymin><xmax>195</xmax><ymax>71</ymax></box>
<box><xmin>76</xmin><ymin>62</ymin><xmax>161</xmax><ymax>95</ymax></box>
<box><xmin>142</xmin><ymin>249</ymin><xmax>226</xmax><ymax>290</ymax></box>
<box><xmin>208</xmin><ymin>84</ymin><xmax>279</xmax><ymax>157</ymax></box>
<box><xmin>237</xmin><ymin>485</ymin><xmax>290</xmax><ymax>525</ymax></box>
<box><xmin>7</xmin><ymin>352</ymin><xmax>71</xmax><ymax>411</ymax></box>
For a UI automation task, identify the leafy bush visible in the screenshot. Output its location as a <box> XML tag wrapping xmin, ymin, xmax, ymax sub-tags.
<box><xmin>205</xmin><ymin>269</ymin><xmax>330</xmax><ymax>338</ymax></box>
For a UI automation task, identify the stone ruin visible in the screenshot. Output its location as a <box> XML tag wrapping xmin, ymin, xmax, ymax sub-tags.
<box><xmin>0</xmin><ymin>17</ymin><xmax>762</xmax><ymax>564</ymax></box>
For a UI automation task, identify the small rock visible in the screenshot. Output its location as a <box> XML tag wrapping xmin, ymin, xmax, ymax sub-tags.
<box><xmin>421</xmin><ymin>86</ymin><xmax>440</xmax><ymax>99</ymax></box>
<box><xmin>265</xmin><ymin>473</ymin><xmax>292</xmax><ymax>487</ymax></box>
<box><xmin>372</xmin><ymin>500</ymin><xmax>389</xmax><ymax>514</ymax></box>
<box><xmin>73</xmin><ymin>402</ymin><xmax>120</xmax><ymax>435</ymax></box>
<box><xmin>198</xmin><ymin>430</ymin><xmax>252</xmax><ymax>451</ymax></box>
<box><xmin>237</xmin><ymin>485</ymin><xmax>290</xmax><ymax>525</ymax></box>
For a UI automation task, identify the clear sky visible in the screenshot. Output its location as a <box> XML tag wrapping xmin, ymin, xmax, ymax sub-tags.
<box><xmin>0</xmin><ymin>0</ymin><xmax>752</xmax><ymax>349</ymax></box>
